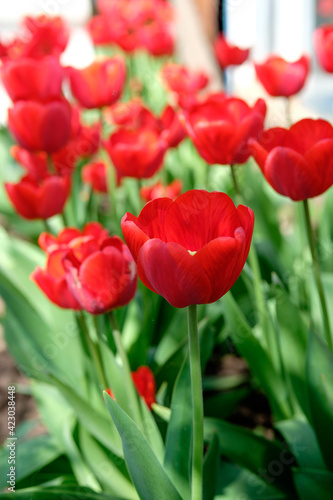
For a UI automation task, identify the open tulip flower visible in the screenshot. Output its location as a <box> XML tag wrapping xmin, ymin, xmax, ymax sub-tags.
<box><xmin>104</xmin><ymin>128</ymin><xmax>168</xmax><ymax>179</ymax></box>
<box><xmin>314</xmin><ymin>25</ymin><xmax>333</xmax><ymax>73</ymax></box>
<box><xmin>122</xmin><ymin>190</ymin><xmax>254</xmax><ymax>308</ymax></box>
<box><xmin>214</xmin><ymin>34</ymin><xmax>250</xmax><ymax>70</ymax></box>
<box><xmin>67</xmin><ymin>56</ymin><xmax>126</xmax><ymax>109</ymax></box>
<box><xmin>254</xmin><ymin>54</ymin><xmax>310</xmax><ymax>97</ymax></box>
<box><xmin>5</xmin><ymin>172</ymin><xmax>71</xmax><ymax>220</ymax></box>
<box><xmin>182</xmin><ymin>93</ymin><xmax>266</xmax><ymax>165</ymax></box>
<box><xmin>1</xmin><ymin>56</ymin><xmax>63</xmax><ymax>102</ymax></box>
<box><xmin>249</xmin><ymin>118</ymin><xmax>333</xmax><ymax>201</ymax></box>
<box><xmin>8</xmin><ymin>98</ymin><xmax>72</xmax><ymax>153</ymax></box>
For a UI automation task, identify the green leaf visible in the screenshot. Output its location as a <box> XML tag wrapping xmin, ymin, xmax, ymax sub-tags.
<box><xmin>223</xmin><ymin>292</ymin><xmax>291</xmax><ymax>420</ymax></box>
<box><xmin>79</xmin><ymin>427</ymin><xmax>138</xmax><ymax>499</ymax></box>
<box><xmin>275</xmin><ymin>418</ymin><xmax>326</xmax><ymax>470</ymax></box>
<box><xmin>204</xmin><ymin>387</ymin><xmax>250</xmax><ymax>419</ymax></box>
<box><xmin>163</xmin><ymin>355</ymin><xmax>192</xmax><ymax>500</ymax></box>
<box><xmin>0</xmin><ymin>434</ymin><xmax>63</xmax><ymax>490</ymax></box>
<box><xmin>139</xmin><ymin>397</ymin><xmax>165</xmax><ymax>464</ymax></box>
<box><xmin>104</xmin><ymin>392</ymin><xmax>182</xmax><ymax>500</ymax></box>
<box><xmin>203</xmin><ymin>433</ymin><xmax>220</xmax><ymax>500</ymax></box>
<box><xmin>275</xmin><ymin>286</ymin><xmax>309</xmax><ymax>417</ymax></box>
<box><xmin>0</xmin><ymin>486</ymin><xmax>128</xmax><ymax>499</ymax></box>
<box><xmin>293</xmin><ymin>468</ymin><xmax>333</xmax><ymax>500</ymax></box>
<box><xmin>204</xmin><ymin>418</ymin><xmax>296</xmax><ymax>497</ymax></box>
<box><xmin>306</xmin><ymin>329</ymin><xmax>333</xmax><ymax>469</ymax></box>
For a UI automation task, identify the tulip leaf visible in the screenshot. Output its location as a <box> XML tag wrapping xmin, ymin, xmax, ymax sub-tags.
<box><xmin>0</xmin><ymin>487</ymin><xmax>128</xmax><ymax>500</ymax></box>
<box><xmin>79</xmin><ymin>427</ymin><xmax>138</xmax><ymax>499</ymax></box>
<box><xmin>203</xmin><ymin>433</ymin><xmax>220</xmax><ymax>500</ymax></box>
<box><xmin>293</xmin><ymin>468</ymin><xmax>333</xmax><ymax>500</ymax></box>
<box><xmin>139</xmin><ymin>397</ymin><xmax>165</xmax><ymax>463</ymax></box>
<box><xmin>223</xmin><ymin>291</ymin><xmax>291</xmax><ymax>420</ymax></box>
<box><xmin>275</xmin><ymin>285</ymin><xmax>309</xmax><ymax>417</ymax></box>
<box><xmin>204</xmin><ymin>386</ymin><xmax>250</xmax><ymax>419</ymax></box>
<box><xmin>275</xmin><ymin>417</ymin><xmax>326</xmax><ymax>470</ymax></box>
<box><xmin>0</xmin><ymin>434</ymin><xmax>63</xmax><ymax>491</ymax></box>
<box><xmin>164</xmin><ymin>355</ymin><xmax>192</xmax><ymax>500</ymax></box>
<box><xmin>204</xmin><ymin>418</ymin><xmax>296</xmax><ymax>497</ymax></box>
<box><xmin>306</xmin><ymin>329</ymin><xmax>333</xmax><ymax>469</ymax></box>
<box><xmin>104</xmin><ymin>392</ymin><xmax>182</xmax><ymax>500</ymax></box>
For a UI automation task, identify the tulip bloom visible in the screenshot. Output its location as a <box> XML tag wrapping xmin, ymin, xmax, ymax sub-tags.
<box><xmin>8</xmin><ymin>98</ymin><xmax>72</xmax><ymax>153</ymax></box>
<box><xmin>254</xmin><ymin>55</ymin><xmax>310</xmax><ymax>97</ymax></box>
<box><xmin>140</xmin><ymin>180</ymin><xmax>182</xmax><ymax>202</ymax></box>
<box><xmin>104</xmin><ymin>128</ymin><xmax>167</xmax><ymax>179</ymax></box>
<box><xmin>314</xmin><ymin>25</ymin><xmax>333</xmax><ymax>73</ymax></box>
<box><xmin>63</xmin><ymin>235</ymin><xmax>137</xmax><ymax>314</ymax></box>
<box><xmin>249</xmin><ymin>119</ymin><xmax>333</xmax><ymax>201</ymax></box>
<box><xmin>214</xmin><ymin>35</ymin><xmax>250</xmax><ymax>70</ymax></box>
<box><xmin>106</xmin><ymin>365</ymin><xmax>156</xmax><ymax>410</ymax></box>
<box><xmin>67</xmin><ymin>57</ymin><xmax>126</xmax><ymax>109</ymax></box>
<box><xmin>82</xmin><ymin>161</ymin><xmax>108</xmax><ymax>193</ymax></box>
<box><xmin>1</xmin><ymin>56</ymin><xmax>63</xmax><ymax>102</ymax></box>
<box><xmin>140</xmin><ymin>21</ymin><xmax>174</xmax><ymax>57</ymax></box>
<box><xmin>32</xmin><ymin>223</ymin><xmax>109</xmax><ymax>310</ymax></box>
<box><xmin>182</xmin><ymin>94</ymin><xmax>266</xmax><ymax>165</ymax></box>
<box><xmin>5</xmin><ymin>173</ymin><xmax>70</xmax><ymax>220</ymax></box>
<box><xmin>21</xmin><ymin>15</ymin><xmax>69</xmax><ymax>59</ymax></box>
<box><xmin>122</xmin><ymin>190</ymin><xmax>254</xmax><ymax>308</ymax></box>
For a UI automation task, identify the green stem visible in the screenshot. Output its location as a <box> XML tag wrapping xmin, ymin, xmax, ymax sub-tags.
<box><xmin>84</xmin><ymin>185</ymin><xmax>94</xmax><ymax>226</ymax></box>
<box><xmin>187</xmin><ymin>304</ymin><xmax>203</xmax><ymax>500</ymax></box>
<box><xmin>42</xmin><ymin>219</ymin><xmax>54</xmax><ymax>234</ymax></box>
<box><xmin>230</xmin><ymin>164</ymin><xmax>241</xmax><ymax>204</ymax></box>
<box><xmin>108</xmin><ymin>311</ymin><xmax>143</xmax><ymax>427</ymax></box>
<box><xmin>303</xmin><ymin>199</ymin><xmax>332</xmax><ymax>350</ymax></box>
<box><xmin>61</xmin><ymin>210</ymin><xmax>69</xmax><ymax>228</ymax></box>
<box><xmin>77</xmin><ymin>312</ymin><xmax>108</xmax><ymax>390</ymax></box>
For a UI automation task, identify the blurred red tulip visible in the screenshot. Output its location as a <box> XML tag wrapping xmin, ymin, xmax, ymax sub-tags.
<box><xmin>161</xmin><ymin>62</ymin><xmax>209</xmax><ymax>96</ymax></box>
<box><xmin>122</xmin><ymin>190</ymin><xmax>254</xmax><ymax>308</ymax></box>
<box><xmin>254</xmin><ymin>55</ymin><xmax>310</xmax><ymax>97</ymax></box>
<box><xmin>140</xmin><ymin>21</ymin><xmax>174</xmax><ymax>57</ymax></box>
<box><xmin>140</xmin><ymin>179</ymin><xmax>182</xmax><ymax>202</ymax></box>
<box><xmin>318</xmin><ymin>0</ymin><xmax>333</xmax><ymax>17</ymax></box>
<box><xmin>105</xmin><ymin>365</ymin><xmax>156</xmax><ymax>409</ymax></box>
<box><xmin>63</xmin><ymin>235</ymin><xmax>137</xmax><ymax>314</ymax></box>
<box><xmin>249</xmin><ymin>119</ymin><xmax>333</xmax><ymax>201</ymax></box>
<box><xmin>1</xmin><ymin>56</ymin><xmax>63</xmax><ymax>102</ymax></box>
<box><xmin>67</xmin><ymin>57</ymin><xmax>126</xmax><ymax>109</ymax></box>
<box><xmin>5</xmin><ymin>173</ymin><xmax>70</xmax><ymax>220</ymax></box>
<box><xmin>87</xmin><ymin>15</ymin><xmax>114</xmax><ymax>46</ymax></box>
<box><xmin>314</xmin><ymin>25</ymin><xmax>333</xmax><ymax>72</ymax></box>
<box><xmin>104</xmin><ymin>128</ymin><xmax>167</xmax><ymax>179</ymax></box>
<box><xmin>82</xmin><ymin>161</ymin><xmax>108</xmax><ymax>193</ymax></box>
<box><xmin>8</xmin><ymin>98</ymin><xmax>72</xmax><ymax>153</ymax></box>
<box><xmin>214</xmin><ymin>35</ymin><xmax>250</xmax><ymax>70</ymax></box>
<box><xmin>182</xmin><ymin>93</ymin><xmax>266</xmax><ymax>165</ymax></box>
<box><xmin>31</xmin><ymin>223</ymin><xmax>110</xmax><ymax>310</ymax></box>
<box><xmin>132</xmin><ymin>366</ymin><xmax>156</xmax><ymax>409</ymax></box>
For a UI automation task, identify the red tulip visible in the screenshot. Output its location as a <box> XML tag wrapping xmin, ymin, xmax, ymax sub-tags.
<box><xmin>5</xmin><ymin>173</ymin><xmax>70</xmax><ymax>220</ymax></box>
<box><xmin>87</xmin><ymin>15</ymin><xmax>114</xmax><ymax>46</ymax></box>
<box><xmin>140</xmin><ymin>21</ymin><xmax>174</xmax><ymax>57</ymax></box>
<box><xmin>214</xmin><ymin>35</ymin><xmax>250</xmax><ymax>70</ymax></box>
<box><xmin>161</xmin><ymin>63</ymin><xmax>209</xmax><ymax>96</ymax></box>
<box><xmin>63</xmin><ymin>235</ymin><xmax>137</xmax><ymax>314</ymax></box>
<box><xmin>105</xmin><ymin>365</ymin><xmax>156</xmax><ymax>409</ymax></box>
<box><xmin>11</xmin><ymin>145</ymin><xmax>49</xmax><ymax>179</ymax></box>
<box><xmin>249</xmin><ymin>118</ymin><xmax>333</xmax><ymax>201</ymax></box>
<box><xmin>182</xmin><ymin>93</ymin><xmax>266</xmax><ymax>165</ymax></box>
<box><xmin>314</xmin><ymin>25</ymin><xmax>333</xmax><ymax>73</ymax></box>
<box><xmin>318</xmin><ymin>0</ymin><xmax>333</xmax><ymax>17</ymax></box>
<box><xmin>121</xmin><ymin>190</ymin><xmax>254</xmax><ymax>308</ymax></box>
<box><xmin>8</xmin><ymin>98</ymin><xmax>72</xmax><ymax>153</ymax></box>
<box><xmin>67</xmin><ymin>57</ymin><xmax>126</xmax><ymax>109</ymax></box>
<box><xmin>82</xmin><ymin>161</ymin><xmax>108</xmax><ymax>193</ymax></box>
<box><xmin>31</xmin><ymin>223</ymin><xmax>110</xmax><ymax>310</ymax></box>
<box><xmin>104</xmin><ymin>128</ymin><xmax>167</xmax><ymax>179</ymax></box>
<box><xmin>158</xmin><ymin>106</ymin><xmax>186</xmax><ymax>148</ymax></box>
<box><xmin>140</xmin><ymin>179</ymin><xmax>182</xmax><ymax>202</ymax></box>
<box><xmin>132</xmin><ymin>366</ymin><xmax>156</xmax><ymax>409</ymax></box>
<box><xmin>21</xmin><ymin>15</ymin><xmax>69</xmax><ymax>59</ymax></box>
<box><xmin>254</xmin><ymin>55</ymin><xmax>310</xmax><ymax>97</ymax></box>
<box><xmin>1</xmin><ymin>56</ymin><xmax>63</xmax><ymax>102</ymax></box>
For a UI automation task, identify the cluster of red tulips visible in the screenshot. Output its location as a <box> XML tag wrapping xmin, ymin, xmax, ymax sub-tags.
<box><xmin>1</xmin><ymin>1</ymin><xmax>333</xmax><ymax>499</ymax></box>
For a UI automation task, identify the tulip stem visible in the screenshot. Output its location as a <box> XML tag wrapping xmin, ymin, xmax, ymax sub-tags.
<box><xmin>187</xmin><ymin>304</ymin><xmax>203</xmax><ymax>500</ymax></box>
<box><xmin>76</xmin><ymin>311</ymin><xmax>108</xmax><ymax>390</ymax></box>
<box><xmin>108</xmin><ymin>311</ymin><xmax>143</xmax><ymax>428</ymax></box>
<box><xmin>285</xmin><ymin>97</ymin><xmax>292</xmax><ymax>127</ymax></box>
<box><xmin>230</xmin><ymin>165</ymin><xmax>241</xmax><ymax>203</ymax></box>
<box><xmin>303</xmin><ymin>199</ymin><xmax>332</xmax><ymax>350</ymax></box>
<box><xmin>43</xmin><ymin>219</ymin><xmax>54</xmax><ymax>234</ymax></box>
